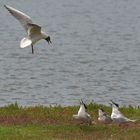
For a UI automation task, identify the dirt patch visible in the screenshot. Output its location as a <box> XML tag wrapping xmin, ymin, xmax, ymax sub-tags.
<box><xmin>0</xmin><ymin>115</ymin><xmax>73</xmax><ymax>125</ymax></box>
<box><xmin>118</xmin><ymin>122</ymin><xmax>140</xmax><ymax>128</ymax></box>
<box><xmin>0</xmin><ymin>115</ymin><xmax>139</xmax><ymax>129</ymax></box>
<box><xmin>0</xmin><ymin>115</ymin><xmax>33</xmax><ymax>125</ymax></box>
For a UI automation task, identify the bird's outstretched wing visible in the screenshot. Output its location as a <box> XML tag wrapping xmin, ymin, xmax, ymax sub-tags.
<box><xmin>4</xmin><ymin>5</ymin><xmax>33</xmax><ymax>31</ymax></box>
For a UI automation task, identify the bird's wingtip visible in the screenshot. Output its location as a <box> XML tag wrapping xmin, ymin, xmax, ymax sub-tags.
<box><xmin>4</xmin><ymin>5</ymin><xmax>12</xmax><ymax>10</ymax></box>
<box><xmin>4</xmin><ymin>5</ymin><xmax>9</xmax><ymax>10</ymax></box>
<box><xmin>4</xmin><ymin>5</ymin><xmax>8</xmax><ymax>8</ymax></box>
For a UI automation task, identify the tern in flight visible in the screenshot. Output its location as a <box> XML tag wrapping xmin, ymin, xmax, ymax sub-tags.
<box><xmin>110</xmin><ymin>100</ymin><xmax>137</xmax><ymax>124</ymax></box>
<box><xmin>4</xmin><ymin>5</ymin><xmax>51</xmax><ymax>54</ymax></box>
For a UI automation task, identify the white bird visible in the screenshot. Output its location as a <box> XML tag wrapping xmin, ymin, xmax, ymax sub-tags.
<box><xmin>73</xmin><ymin>100</ymin><xmax>92</xmax><ymax>125</ymax></box>
<box><xmin>98</xmin><ymin>108</ymin><xmax>112</xmax><ymax>124</ymax></box>
<box><xmin>4</xmin><ymin>5</ymin><xmax>51</xmax><ymax>54</ymax></box>
<box><xmin>110</xmin><ymin>100</ymin><xmax>136</xmax><ymax>124</ymax></box>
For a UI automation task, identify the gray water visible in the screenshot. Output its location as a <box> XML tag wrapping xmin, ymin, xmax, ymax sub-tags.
<box><xmin>0</xmin><ymin>0</ymin><xmax>140</xmax><ymax>106</ymax></box>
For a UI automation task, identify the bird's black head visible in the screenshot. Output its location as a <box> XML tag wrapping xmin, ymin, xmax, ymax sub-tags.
<box><xmin>45</xmin><ymin>36</ymin><xmax>52</xmax><ymax>44</ymax></box>
<box><xmin>110</xmin><ymin>100</ymin><xmax>119</xmax><ymax>108</ymax></box>
<box><xmin>80</xmin><ymin>99</ymin><xmax>87</xmax><ymax>110</ymax></box>
<box><xmin>100</xmin><ymin>108</ymin><xmax>104</xmax><ymax>112</ymax></box>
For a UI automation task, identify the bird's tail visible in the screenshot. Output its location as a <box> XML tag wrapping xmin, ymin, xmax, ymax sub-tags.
<box><xmin>20</xmin><ymin>37</ymin><xmax>32</xmax><ymax>48</ymax></box>
<box><xmin>128</xmin><ymin>118</ymin><xmax>137</xmax><ymax>122</ymax></box>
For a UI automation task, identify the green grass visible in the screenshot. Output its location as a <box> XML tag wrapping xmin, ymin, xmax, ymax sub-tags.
<box><xmin>0</xmin><ymin>103</ymin><xmax>139</xmax><ymax>140</ymax></box>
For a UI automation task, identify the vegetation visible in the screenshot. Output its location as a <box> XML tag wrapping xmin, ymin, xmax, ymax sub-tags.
<box><xmin>0</xmin><ymin>102</ymin><xmax>139</xmax><ymax>140</ymax></box>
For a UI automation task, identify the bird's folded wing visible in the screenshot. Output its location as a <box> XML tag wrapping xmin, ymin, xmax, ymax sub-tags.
<box><xmin>4</xmin><ymin>5</ymin><xmax>32</xmax><ymax>31</ymax></box>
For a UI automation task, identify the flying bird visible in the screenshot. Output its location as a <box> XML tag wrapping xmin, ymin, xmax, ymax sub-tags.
<box><xmin>73</xmin><ymin>100</ymin><xmax>92</xmax><ymax>125</ymax></box>
<box><xmin>110</xmin><ymin>100</ymin><xmax>137</xmax><ymax>124</ymax></box>
<box><xmin>98</xmin><ymin>108</ymin><xmax>112</xmax><ymax>124</ymax></box>
<box><xmin>4</xmin><ymin>5</ymin><xmax>51</xmax><ymax>54</ymax></box>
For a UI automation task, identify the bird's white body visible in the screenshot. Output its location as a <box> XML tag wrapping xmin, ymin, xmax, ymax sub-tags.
<box><xmin>98</xmin><ymin>109</ymin><xmax>112</xmax><ymax>124</ymax></box>
<box><xmin>111</xmin><ymin>103</ymin><xmax>136</xmax><ymax>123</ymax></box>
<box><xmin>73</xmin><ymin>103</ymin><xmax>92</xmax><ymax>124</ymax></box>
<box><xmin>4</xmin><ymin>5</ymin><xmax>50</xmax><ymax>53</ymax></box>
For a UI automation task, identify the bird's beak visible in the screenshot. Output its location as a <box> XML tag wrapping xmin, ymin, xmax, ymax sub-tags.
<box><xmin>45</xmin><ymin>36</ymin><xmax>52</xmax><ymax>44</ymax></box>
<box><xmin>110</xmin><ymin>100</ymin><xmax>115</xmax><ymax>105</ymax></box>
<box><xmin>48</xmin><ymin>40</ymin><xmax>52</xmax><ymax>44</ymax></box>
<box><xmin>109</xmin><ymin>103</ymin><xmax>112</xmax><ymax>107</ymax></box>
<box><xmin>46</xmin><ymin>40</ymin><xmax>52</xmax><ymax>44</ymax></box>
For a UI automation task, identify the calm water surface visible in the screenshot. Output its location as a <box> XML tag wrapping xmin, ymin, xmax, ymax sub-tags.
<box><xmin>0</xmin><ymin>0</ymin><xmax>140</xmax><ymax>106</ymax></box>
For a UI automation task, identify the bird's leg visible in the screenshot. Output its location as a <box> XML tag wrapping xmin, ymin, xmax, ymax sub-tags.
<box><xmin>31</xmin><ymin>44</ymin><xmax>34</xmax><ymax>54</ymax></box>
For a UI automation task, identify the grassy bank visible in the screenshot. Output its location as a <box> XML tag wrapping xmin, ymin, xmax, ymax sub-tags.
<box><xmin>0</xmin><ymin>102</ymin><xmax>139</xmax><ymax>140</ymax></box>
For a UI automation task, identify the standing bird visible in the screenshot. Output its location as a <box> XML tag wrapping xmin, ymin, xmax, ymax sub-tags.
<box><xmin>110</xmin><ymin>100</ymin><xmax>137</xmax><ymax>124</ymax></box>
<box><xmin>73</xmin><ymin>100</ymin><xmax>92</xmax><ymax>125</ymax></box>
<box><xmin>4</xmin><ymin>5</ymin><xmax>51</xmax><ymax>54</ymax></box>
<box><xmin>98</xmin><ymin>108</ymin><xmax>112</xmax><ymax>124</ymax></box>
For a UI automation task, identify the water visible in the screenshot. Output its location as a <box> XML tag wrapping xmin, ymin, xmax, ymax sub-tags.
<box><xmin>0</xmin><ymin>0</ymin><xmax>140</xmax><ymax>106</ymax></box>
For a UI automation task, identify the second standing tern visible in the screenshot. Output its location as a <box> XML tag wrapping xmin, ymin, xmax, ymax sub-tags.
<box><xmin>110</xmin><ymin>100</ymin><xmax>137</xmax><ymax>124</ymax></box>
